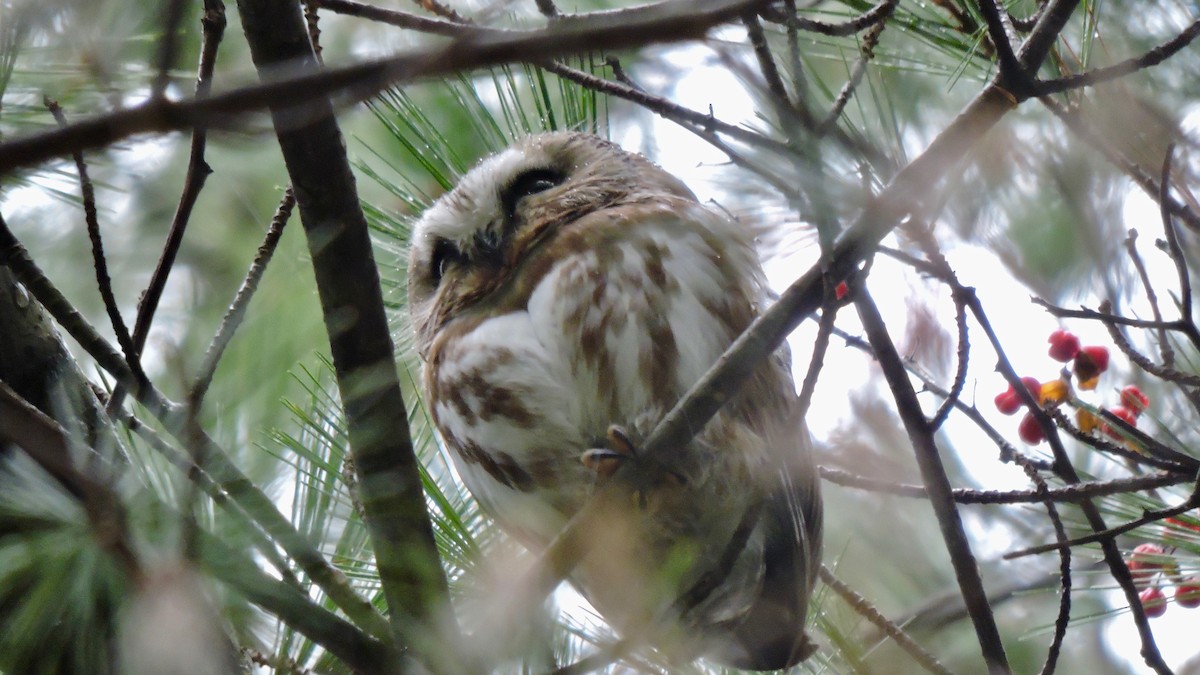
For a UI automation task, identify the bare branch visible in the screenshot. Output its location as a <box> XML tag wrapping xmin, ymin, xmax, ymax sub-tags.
<box><xmin>153</xmin><ymin>0</ymin><xmax>192</xmax><ymax>99</ymax></box>
<box><xmin>1124</xmin><ymin>229</ymin><xmax>1175</xmax><ymax>366</ymax></box>
<box><xmin>1033</xmin><ymin>18</ymin><xmax>1200</xmax><ymax>95</ymax></box>
<box><xmin>43</xmin><ymin>98</ymin><xmax>144</xmax><ymax>387</ymax></box>
<box><xmin>126</xmin><ymin>0</ymin><xmax>227</xmax><ymax>407</ymax></box>
<box><xmin>759</xmin><ymin>0</ymin><xmax>898</xmax><ymax>37</ymax></box>
<box><xmin>0</xmin><ymin>0</ymin><xmax>771</xmax><ymax>175</ymax></box>
<box><xmin>1159</xmin><ymin>145</ymin><xmax>1199</xmax><ymax>347</ymax></box>
<box><xmin>855</xmin><ymin>289</ymin><xmax>1011</xmax><ymax>674</ymax></box>
<box><xmin>819</xmin><ymin>566</ymin><xmax>953</xmax><ymax>675</ymax></box>
<box><xmin>975</xmin><ymin>0</ymin><xmax>1025</xmax><ymax>89</ymax></box>
<box><xmin>820</xmin><ymin>466</ymin><xmax>1189</xmax><ymax>504</ymax></box>
<box><xmin>190</xmin><ymin>187</ymin><xmax>294</xmax><ymax>405</ymax></box>
<box><xmin>1006</xmin><ymin>475</ymin><xmax>1200</xmax><ymax>558</ymax></box>
<box><xmin>238</xmin><ymin>0</ymin><xmax>453</xmax><ymax>659</ymax></box>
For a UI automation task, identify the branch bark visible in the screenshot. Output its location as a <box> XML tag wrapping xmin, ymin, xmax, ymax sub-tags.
<box><xmin>236</xmin><ymin>0</ymin><xmax>451</xmax><ymax>664</ymax></box>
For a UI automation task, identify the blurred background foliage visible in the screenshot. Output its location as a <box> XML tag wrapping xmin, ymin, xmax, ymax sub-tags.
<box><xmin>1</xmin><ymin>0</ymin><xmax>1199</xmax><ymax>673</ymax></box>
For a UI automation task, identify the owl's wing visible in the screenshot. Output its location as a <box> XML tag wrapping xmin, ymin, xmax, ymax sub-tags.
<box><xmin>723</xmin><ymin>414</ymin><xmax>824</xmax><ymax>670</ymax></box>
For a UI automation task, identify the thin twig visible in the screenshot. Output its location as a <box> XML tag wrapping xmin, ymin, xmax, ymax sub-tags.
<box><xmin>1033</xmin><ymin>18</ymin><xmax>1200</xmax><ymax>95</ymax></box>
<box><xmin>819</xmin><ymin>565</ymin><xmax>953</xmax><ymax>675</ymax></box>
<box><xmin>975</xmin><ymin>0</ymin><xmax>1025</xmax><ymax>90</ymax></box>
<box><xmin>1008</xmin><ymin>2</ymin><xmax>1047</xmax><ymax>32</ymax></box>
<box><xmin>782</xmin><ymin>0</ymin><xmax>809</xmax><ymax>112</ymax></box>
<box><xmin>43</xmin><ymin>98</ymin><xmax>145</xmax><ymax>387</ymax></box>
<box><xmin>759</xmin><ymin>0</ymin><xmax>898</xmax><ymax>37</ymax></box>
<box><xmin>539</xmin><ymin>59</ymin><xmax>794</xmax><ymax>155</ymax></box>
<box><xmin>410</xmin><ymin>0</ymin><xmax>469</xmax><ymax>23</ymax></box>
<box><xmin>314</xmin><ymin>0</ymin><xmax>474</xmax><ymax>35</ymax></box>
<box><xmin>304</xmin><ymin>0</ymin><xmax>325</xmax><ymax>64</ymax></box>
<box><xmin>1008</xmin><ymin>452</ymin><xmax>1071</xmax><ymax>675</ymax></box>
<box><xmin>601</xmin><ymin>56</ymin><xmax>640</xmax><ymax>90</ymax></box>
<box><xmin>1032</xmin><ymin>297</ymin><xmax>1194</xmax><ymax>332</ymax></box>
<box><xmin>1099</xmin><ymin>301</ymin><xmax>1200</xmax><ymax>388</ymax></box>
<box><xmin>190</xmin><ymin>187</ymin><xmax>294</xmax><ymax>404</ymax></box>
<box><xmin>1124</xmin><ymin>229</ymin><xmax>1174</xmax><ymax>366</ymax></box>
<box><xmin>796</xmin><ymin>292</ymin><xmax>838</xmax><ymax>419</ymax></box>
<box><xmin>129</xmin><ymin>0</ymin><xmax>225</xmax><ymax>363</ymax></box>
<box><xmin>1006</xmin><ymin>475</ymin><xmax>1200</xmax><ymax>558</ymax></box>
<box><xmin>152</xmin><ymin>0</ymin><xmax>192</xmax><ymax>99</ymax></box>
<box><xmin>742</xmin><ymin>10</ymin><xmax>791</xmax><ymax>105</ymax></box>
<box><xmin>930</xmin><ymin>288</ymin><xmax>969</xmax><ymax>431</ymax></box>
<box><xmin>1159</xmin><ymin>145</ymin><xmax>1199</xmax><ymax>349</ymax></box>
<box><xmin>819</xmin><ymin>466</ymin><xmax>1189</xmax><ymax>504</ymax></box>
<box><xmin>819</xmin><ymin>21</ymin><xmax>884</xmax><ymax>134</ymax></box>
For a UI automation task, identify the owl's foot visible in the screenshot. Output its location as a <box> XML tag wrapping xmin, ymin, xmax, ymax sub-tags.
<box><xmin>580</xmin><ymin>425</ymin><xmax>687</xmax><ymax>488</ymax></box>
<box><xmin>579</xmin><ymin>425</ymin><xmax>638</xmax><ymax>480</ymax></box>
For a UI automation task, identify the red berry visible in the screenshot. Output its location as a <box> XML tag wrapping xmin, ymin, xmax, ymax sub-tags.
<box><xmin>994</xmin><ymin>377</ymin><xmax>1042</xmax><ymax>415</ymax></box>
<box><xmin>1048</xmin><ymin>329</ymin><xmax>1081</xmax><ymax>362</ymax></box>
<box><xmin>994</xmin><ymin>391</ymin><xmax>1020</xmax><ymax>415</ymax></box>
<box><xmin>1020</xmin><ymin>376</ymin><xmax>1042</xmax><ymax>399</ymax></box>
<box><xmin>835</xmin><ymin>281</ymin><xmax>848</xmax><ymax>300</ymax></box>
<box><xmin>1103</xmin><ymin>406</ymin><xmax>1138</xmax><ymax>439</ymax></box>
<box><xmin>1176</xmin><ymin>582</ymin><xmax>1200</xmax><ymax>609</ymax></box>
<box><xmin>1120</xmin><ymin>385</ymin><xmax>1150</xmax><ymax>415</ymax></box>
<box><xmin>1129</xmin><ymin>543</ymin><xmax>1167</xmax><ymax>587</ymax></box>
<box><xmin>1140</xmin><ymin>587</ymin><xmax>1168</xmax><ymax>618</ymax></box>
<box><xmin>1018</xmin><ymin>411</ymin><xmax>1045</xmax><ymax>444</ymax></box>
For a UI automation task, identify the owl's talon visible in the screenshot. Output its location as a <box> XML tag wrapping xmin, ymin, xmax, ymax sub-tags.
<box><xmin>580</xmin><ymin>447</ymin><xmax>628</xmax><ymax>480</ymax></box>
<box><xmin>605</xmin><ymin>425</ymin><xmax>637</xmax><ymax>457</ymax></box>
<box><xmin>581</xmin><ymin>425</ymin><xmax>638</xmax><ymax>480</ymax></box>
<box><xmin>581</xmin><ymin>425</ymin><xmax>690</xmax><ymax>488</ymax></box>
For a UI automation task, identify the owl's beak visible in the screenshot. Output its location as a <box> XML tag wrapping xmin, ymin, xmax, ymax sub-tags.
<box><xmin>472</xmin><ymin>227</ymin><xmax>502</xmax><ymax>262</ymax></box>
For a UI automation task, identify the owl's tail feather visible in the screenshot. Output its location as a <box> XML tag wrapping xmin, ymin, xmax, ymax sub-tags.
<box><xmin>717</xmin><ymin>452</ymin><xmax>823</xmax><ymax>671</ymax></box>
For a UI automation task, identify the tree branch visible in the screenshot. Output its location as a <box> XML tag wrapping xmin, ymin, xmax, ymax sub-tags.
<box><xmin>236</xmin><ymin>0</ymin><xmax>452</xmax><ymax>662</ymax></box>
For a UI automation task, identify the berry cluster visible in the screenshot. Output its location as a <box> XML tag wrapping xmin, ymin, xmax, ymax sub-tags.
<box><xmin>1130</xmin><ymin>542</ymin><xmax>1200</xmax><ymax>618</ymax></box>
<box><xmin>993</xmin><ymin>328</ymin><xmax>1149</xmax><ymax>445</ymax></box>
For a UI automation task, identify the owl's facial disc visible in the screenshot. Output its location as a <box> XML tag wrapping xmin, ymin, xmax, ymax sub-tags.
<box><xmin>408</xmin><ymin>132</ymin><xmax>696</xmax><ymax>356</ymax></box>
<box><xmin>425</xmin><ymin>165</ymin><xmax>566</xmax><ymax>289</ymax></box>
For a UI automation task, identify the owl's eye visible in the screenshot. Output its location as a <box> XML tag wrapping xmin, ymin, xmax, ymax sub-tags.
<box><xmin>429</xmin><ymin>238</ymin><xmax>464</xmax><ymax>286</ymax></box>
<box><xmin>501</xmin><ymin>168</ymin><xmax>564</xmax><ymax>218</ymax></box>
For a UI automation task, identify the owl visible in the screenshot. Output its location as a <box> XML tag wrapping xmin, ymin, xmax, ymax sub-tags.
<box><xmin>407</xmin><ymin>132</ymin><xmax>822</xmax><ymax>670</ymax></box>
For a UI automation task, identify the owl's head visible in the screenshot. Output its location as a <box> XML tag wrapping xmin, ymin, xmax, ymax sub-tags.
<box><xmin>407</xmin><ymin>132</ymin><xmax>696</xmax><ymax>357</ymax></box>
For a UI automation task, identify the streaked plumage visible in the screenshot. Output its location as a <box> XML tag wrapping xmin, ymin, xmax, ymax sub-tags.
<box><xmin>407</xmin><ymin>132</ymin><xmax>822</xmax><ymax>670</ymax></box>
